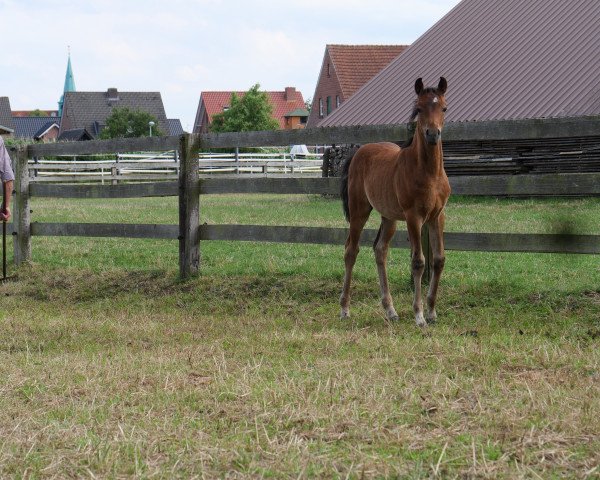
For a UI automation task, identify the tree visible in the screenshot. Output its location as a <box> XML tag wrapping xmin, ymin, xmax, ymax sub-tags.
<box><xmin>304</xmin><ymin>98</ymin><xmax>312</xmax><ymax>113</ymax></box>
<box><xmin>28</xmin><ymin>109</ymin><xmax>46</xmax><ymax>117</ymax></box>
<box><xmin>100</xmin><ymin>107</ymin><xmax>164</xmax><ymax>139</ymax></box>
<box><xmin>210</xmin><ymin>84</ymin><xmax>279</xmax><ymax>133</ymax></box>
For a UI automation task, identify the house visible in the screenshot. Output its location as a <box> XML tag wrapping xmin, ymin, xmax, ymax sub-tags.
<box><xmin>13</xmin><ymin>117</ymin><xmax>60</xmax><ymax>142</ymax></box>
<box><xmin>306</xmin><ymin>45</ymin><xmax>408</xmax><ymax>128</ymax></box>
<box><xmin>59</xmin><ymin>88</ymin><xmax>171</xmax><ymax>138</ymax></box>
<box><xmin>0</xmin><ymin>97</ymin><xmax>15</xmax><ymax>137</ymax></box>
<box><xmin>320</xmin><ymin>0</ymin><xmax>600</xmax><ymax>127</ymax></box>
<box><xmin>193</xmin><ymin>87</ymin><xmax>308</xmax><ymax>134</ymax></box>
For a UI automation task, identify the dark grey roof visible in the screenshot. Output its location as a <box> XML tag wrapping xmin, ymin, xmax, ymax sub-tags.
<box><xmin>57</xmin><ymin>128</ymin><xmax>93</xmax><ymax>141</ymax></box>
<box><xmin>59</xmin><ymin>89</ymin><xmax>170</xmax><ymax>137</ymax></box>
<box><xmin>0</xmin><ymin>97</ymin><xmax>15</xmax><ymax>132</ymax></box>
<box><xmin>168</xmin><ymin>118</ymin><xmax>184</xmax><ymax>135</ymax></box>
<box><xmin>13</xmin><ymin>116</ymin><xmax>59</xmax><ymax>139</ymax></box>
<box><xmin>321</xmin><ymin>0</ymin><xmax>600</xmax><ymax>126</ymax></box>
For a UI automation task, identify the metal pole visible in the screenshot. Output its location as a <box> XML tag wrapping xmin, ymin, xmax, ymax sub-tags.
<box><xmin>2</xmin><ymin>220</ymin><xmax>6</xmax><ymax>280</ymax></box>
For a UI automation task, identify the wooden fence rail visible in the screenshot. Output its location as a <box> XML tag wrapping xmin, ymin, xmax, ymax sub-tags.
<box><xmin>8</xmin><ymin>117</ymin><xmax>600</xmax><ymax>278</ymax></box>
<box><xmin>27</xmin><ymin>223</ymin><xmax>599</xmax><ymax>255</ymax></box>
<box><xmin>28</xmin><ymin>153</ymin><xmax>323</xmax><ymax>183</ymax></box>
<box><xmin>27</xmin><ymin>173</ymin><xmax>600</xmax><ymax>198</ymax></box>
<box><xmin>26</xmin><ymin>116</ymin><xmax>600</xmax><ymax>157</ymax></box>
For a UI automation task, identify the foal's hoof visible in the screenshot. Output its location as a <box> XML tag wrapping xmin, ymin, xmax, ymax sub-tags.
<box><xmin>340</xmin><ymin>309</ymin><xmax>350</xmax><ymax>320</ymax></box>
<box><xmin>426</xmin><ymin>312</ymin><xmax>437</xmax><ymax>325</ymax></box>
<box><xmin>386</xmin><ymin>312</ymin><xmax>400</xmax><ymax>322</ymax></box>
<box><xmin>415</xmin><ymin>314</ymin><xmax>428</xmax><ymax>328</ymax></box>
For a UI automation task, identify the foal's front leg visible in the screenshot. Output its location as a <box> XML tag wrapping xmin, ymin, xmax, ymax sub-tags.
<box><xmin>406</xmin><ymin>218</ymin><xmax>427</xmax><ymax>327</ymax></box>
<box><xmin>426</xmin><ymin>212</ymin><xmax>446</xmax><ymax>324</ymax></box>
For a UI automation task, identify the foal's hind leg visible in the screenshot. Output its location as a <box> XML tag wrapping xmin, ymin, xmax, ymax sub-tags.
<box><xmin>373</xmin><ymin>217</ymin><xmax>399</xmax><ymax>321</ymax></box>
<box><xmin>340</xmin><ymin>210</ymin><xmax>370</xmax><ymax>319</ymax></box>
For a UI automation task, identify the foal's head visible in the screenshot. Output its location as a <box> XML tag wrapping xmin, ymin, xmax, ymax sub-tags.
<box><xmin>412</xmin><ymin>77</ymin><xmax>447</xmax><ymax>145</ymax></box>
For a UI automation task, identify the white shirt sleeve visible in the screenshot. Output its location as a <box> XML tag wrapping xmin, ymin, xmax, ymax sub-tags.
<box><xmin>0</xmin><ymin>137</ymin><xmax>16</xmax><ymax>182</ymax></box>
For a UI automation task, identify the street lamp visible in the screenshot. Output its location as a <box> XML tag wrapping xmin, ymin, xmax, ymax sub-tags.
<box><xmin>149</xmin><ymin>121</ymin><xmax>155</xmax><ymax>137</ymax></box>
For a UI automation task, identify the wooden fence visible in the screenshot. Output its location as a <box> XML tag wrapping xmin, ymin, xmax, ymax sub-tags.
<box><xmin>7</xmin><ymin>116</ymin><xmax>600</xmax><ymax>278</ymax></box>
<box><xmin>28</xmin><ymin>150</ymin><xmax>323</xmax><ymax>183</ymax></box>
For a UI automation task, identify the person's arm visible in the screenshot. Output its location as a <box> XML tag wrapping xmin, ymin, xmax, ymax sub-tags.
<box><xmin>1</xmin><ymin>180</ymin><xmax>13</xmax><ymax>221</ymax></box>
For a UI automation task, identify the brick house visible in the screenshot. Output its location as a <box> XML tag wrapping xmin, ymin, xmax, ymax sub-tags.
<box><xmin>193</xmin><ymin>87</ymin><xmax>308</xmax><ymax>134</ymax></box>
<box><xmin>306</xmin><ymin>45</ymin><xmax>408</xmax><ymax>128</ymax></box>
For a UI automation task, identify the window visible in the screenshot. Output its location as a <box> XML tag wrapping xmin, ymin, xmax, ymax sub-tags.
<box><xmin>319</xmin><ymin>98</ymin><xmax>323</xmax><ymax>117</ymax></box>
<box><xmin>326</xmin><ymin>96</ymin><xmax>332</xmax><ymax>115</ymax></box>
<box><xmin>327</xmin><ymin>63</ymin><xmax>331</xmax><ymax>77</ymax></box>
<box><xmin>336</xmin><ymin>95</ymin><xmax>340</xmax><ymax>108</ymax></box>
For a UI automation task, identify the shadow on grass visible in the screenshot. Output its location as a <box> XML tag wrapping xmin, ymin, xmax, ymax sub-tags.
<box><xmin>4</xmin><ymin>264</ymin><xmax>598</xmax><ymax>322</ymax></box>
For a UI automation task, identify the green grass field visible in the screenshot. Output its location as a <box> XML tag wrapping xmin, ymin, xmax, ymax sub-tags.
<box><xmin>1</xmin><ymin>193</ymin><xmax>599</xmax><ymax>478</ymax></box>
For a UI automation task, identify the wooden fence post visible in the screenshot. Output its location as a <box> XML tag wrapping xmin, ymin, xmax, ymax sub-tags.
<box><xmin>113</xmin><ymin>153</ymin><xmax>119</xmax><ymax>185</ymax></box>
<box><xmin>13</xmin><ymin>146</ymin><xmax>31</xmax><ymax>265</ymax></box>
<box><xmin>178</xmin><ymin>133</ymin><xmax>200</xmax><ymax>279</ymax></box>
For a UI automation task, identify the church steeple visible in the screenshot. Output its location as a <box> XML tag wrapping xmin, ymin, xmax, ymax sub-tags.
<box><xmin>58</xmin><ymin>48</ymin><xmax>76</xmax><ymax>117</ymax></box>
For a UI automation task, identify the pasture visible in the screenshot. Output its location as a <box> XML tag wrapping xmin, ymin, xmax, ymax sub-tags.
<box><xmin>1</xmin><ymin>193</ymin><xmax>599</xmax><ymax>478</ymax></box>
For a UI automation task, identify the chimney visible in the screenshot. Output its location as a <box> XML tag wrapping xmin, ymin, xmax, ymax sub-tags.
<box><xmin>106</xmin><ymin>88</ymin><xmax>119</xmax><ymax>101</ymax></box>
<box><xmin>285</xmin><ymin>87</ymin><xmax>295</xmax><ymax>102</ymax></box>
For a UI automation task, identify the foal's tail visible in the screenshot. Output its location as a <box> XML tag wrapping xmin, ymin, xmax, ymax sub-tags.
<box><xmin>340</xmin><ymin>148</ymin><xmax>356</xmax><ymax>222</ymax></box>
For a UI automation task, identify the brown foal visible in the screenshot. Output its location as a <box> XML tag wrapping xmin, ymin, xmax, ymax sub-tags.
<box><xmin>340</xmin><ymin>77</ymin><xmax>451</xmax><ymax>327</ymax></box>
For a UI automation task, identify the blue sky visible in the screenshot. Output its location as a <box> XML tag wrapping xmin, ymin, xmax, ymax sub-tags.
<box><xmin>1</xmin><ymin>0</ymin><xmax>461</xmax><ymax>131</ymax></box>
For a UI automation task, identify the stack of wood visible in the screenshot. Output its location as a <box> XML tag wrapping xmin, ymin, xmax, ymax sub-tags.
<box><xmin>322</xmin><ymin>136</ymin><xmax>600</xmax><ymax>177</ymax></box>
<box><xmin>442</xmin><ymin>136</ymin><xmax>600</xmax><ymax>175</ymax></box>
<box><xmin>322</xmin><ymin>144</ymin><xmax>360</xmax><ymax>177</ymax></box>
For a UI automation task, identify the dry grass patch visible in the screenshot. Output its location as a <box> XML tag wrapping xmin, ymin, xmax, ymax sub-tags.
<box><xmin>1</xmin><ymin>265</ymin><xmax>599</xmax><ymax>478</ymax></box>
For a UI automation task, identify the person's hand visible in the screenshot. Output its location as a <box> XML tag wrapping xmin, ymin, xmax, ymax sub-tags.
<box><xmin>0</xmin><ymin>206</ymin><xmax>10</xmax><ymax>222</ymax></box>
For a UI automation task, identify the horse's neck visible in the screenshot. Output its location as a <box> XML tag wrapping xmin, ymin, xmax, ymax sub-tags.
<box><xmin>411</xmin><ymin>132</ymin><xmax>444</xmax><ymax>177</ymax></box>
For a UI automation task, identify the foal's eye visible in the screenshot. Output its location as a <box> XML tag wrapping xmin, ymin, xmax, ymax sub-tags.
<box><xmin>442</xmin><ymin>107</ymin><xmax>448</xmax><ymax>113</ymax></box>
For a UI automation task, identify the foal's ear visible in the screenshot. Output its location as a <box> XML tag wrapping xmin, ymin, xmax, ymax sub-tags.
<box><xmin>437</xmin><ymin>77</ymin><xmax>447</xmax><ymax>95</ymax></box>
<box><xmin>415</xmin><ymin>78</ymin><xmax>424</xmax><ymax>95</ymax></box>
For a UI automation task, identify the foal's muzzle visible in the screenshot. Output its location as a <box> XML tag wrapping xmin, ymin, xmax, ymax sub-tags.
<box><xmin>425</xmin><ymin>128</ymin><xmax>441</xmax><ymax>145</ymax></box>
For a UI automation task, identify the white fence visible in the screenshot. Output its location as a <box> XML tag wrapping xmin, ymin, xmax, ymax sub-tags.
<box><xmin>29</xmin><ymin>150</ymin><xmax>323</xmax><ymax>183</ymax></box>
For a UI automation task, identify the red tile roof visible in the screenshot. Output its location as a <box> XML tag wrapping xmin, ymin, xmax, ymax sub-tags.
<box><xmin>327</xmin><ymin>45</ymin><xmax>409</xmax><ymax>99</ymax></box>
<box><xmin>200</xmin><ymin>88</ymin><xmax>305</xmax><ymax>129</ymax></box>
<box><xmin>321</xmin><ymin>0</ymin><xmax>600</xmax><ymax>126</ymax></box>
<box><xmin>12</xmin><ymin>110</ymin><xmax>59</xmax><ymax>118</ymax></box>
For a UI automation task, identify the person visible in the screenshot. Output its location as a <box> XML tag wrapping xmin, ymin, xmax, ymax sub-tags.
<box><xmin>0</xmin><ymin>136</ymin><xmax>15</xmax><ymax>222</ymax></box>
